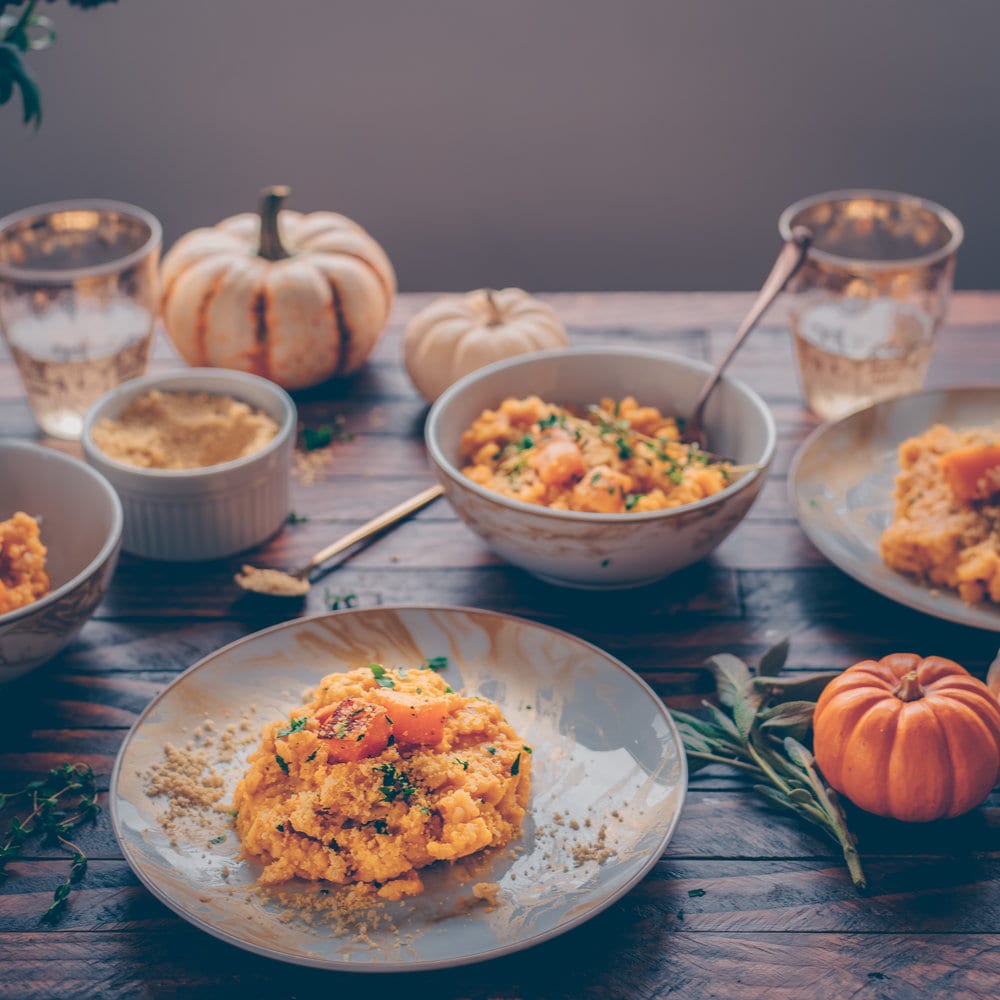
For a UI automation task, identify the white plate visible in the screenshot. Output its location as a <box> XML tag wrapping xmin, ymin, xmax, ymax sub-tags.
<box><xmin>110</xmin><ymin>605</ymin><xmax>686</xmax><ymax>971</ymax></box>
<box><xmin>789</xmin><ymin>386</ymin><xmax>1000</xmax><ymax>632</ymax></box>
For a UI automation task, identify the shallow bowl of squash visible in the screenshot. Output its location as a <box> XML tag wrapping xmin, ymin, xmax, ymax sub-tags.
<box><xmin>0</xmin><ymin>441</ymin><xmax>123</xmax><ymax>684</ymax></box>
<box><xmin>425</xmin><ymin>347</ymin><xmax>776</xmax><ymax>589</ymax></box>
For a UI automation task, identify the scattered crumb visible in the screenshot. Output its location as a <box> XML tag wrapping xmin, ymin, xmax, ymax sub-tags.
<box><xmin>294</xmin><ymin>446</ymin><xmax>334</xmax><ymax>486</ymax></box>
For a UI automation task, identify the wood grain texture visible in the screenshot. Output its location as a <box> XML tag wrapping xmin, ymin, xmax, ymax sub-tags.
<box><xmin>2</xmin><ymin>292</ymin><xmax>1000</xmax><ymax>998</ymax></box>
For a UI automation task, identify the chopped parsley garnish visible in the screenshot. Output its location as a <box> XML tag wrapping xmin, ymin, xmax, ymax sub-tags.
<box><xmin>372</xmin><ymin>819</ymin><xmax>388</xmax><ymax>835</ymax></box>
<box><xmin>487</xmin><ymin>747</ymin><xmax>496</xmax><ymax>755</ymax></box>
<box><xmin>277</xmin><ymin>717</ymin><xmax>307</xmax><ymax>738</ymax></box>
<box><xmin>421</xmin><ymin>655</ymin><xmax>449</xmax><ymax>671</ymax></box>
<box><xmin>538</xmin><ymin>413</ymin><xmax>560</xmax><ymax>429</ymax></box>
<box><xmin>285</xmin><ymin>511</ymin><xmax>309</xmax><ymax>525</ymax></box>
<box><xmin>370</xmin><ymin>663</ymin><xmax>395</xmax><ymax>688</ymax></box>
<box><xmin>444</xmin><ymin>686</ymin><xmax>453</xmax><ymax>694</ymax></box>
<box><xmin>209</xmin><ymin>834</ymin><xmax>226</xmax><ymax>845</ymax></box>
<box><xmin>328</xmin><ymin>838</ymin><xmax>340</xmax><ymax>852</ymax></box>
<box><xmin>275</xmin><ymin>755</ymin><xmax>289</xmax><ymax>773</ymax></box>
<box><xmin>325</xmin><ymin>591</ymin><xmax>357</xmax><ymax>611</ymax></box>
<box><xmin>517</xmin><ymin>434</ymin><xmax>535</xmax><ymax>451</ymax></box>
<box><xmin>668</xmin><ymin>467</ymin><xmax>684</xmax><ymax>485</ymax></box>
<box><xmin>228</xmin><ymin>808</ymin><xmax>239</xmax><ymax>818</ymax></box>
<box><xmin>420</xmin><ymin>806</ymin><xmax>431</xmax><ymax>816</ymax></box>
<box><xmin>523</xmin><ymin>745</ymin><xmax>533</xmax><ymax>753</ymax></box>
<box><xmin>616</xmin><ymin>436</ymin><xmax>632</xmax><ymax>460</ymax></box>
<box><xmin>276</xmin><ymin>824</ymin><xmax>284</xmax><ymax>832</ymax></box>
<box><xmin>305</xmin><ymin>750</ymin><xmax>317</xmax><ymax>762</ymax></box>
<box><xmin>591</xmin><ymin>471</ymin><xmax>602</xmax><ymax>485</ymax></box>
<box><xmin>300</xmin><ymin>416</ymin><xmax>353</xmax><ymax>451</ymax></box>
<box><xmin>687</xmin><ymin>888</ymin><xmax>706</xmax><ymax>898</ymax></box>
<box><xmin>455</xmin><ymin>758</ymin><xmax>469</xmax><ymax>771</ymax></box>
<box><xmin>374</xmin><ymin>763</ymin><xmax>417</xmax><ymax>803</ymax></box>
<box><xmin>511</xmin><ymin>752</ymin><xmax>521</xmax><ymax>776</ymax></box>
<box><xmin>624</xmin><ymin>492</ymin><xmax>644</xmax><ymax>511</ymax></box>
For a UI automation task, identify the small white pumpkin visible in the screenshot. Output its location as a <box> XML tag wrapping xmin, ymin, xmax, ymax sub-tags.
<box><xmin>403</xmin><ymin>287</ymin><xmax>569</xmax><ymax>403</ymax></box>
<box><xmin>160</xmin><ymin>187</ymin><xmax>396</xmax><ymax>390</ymax></box>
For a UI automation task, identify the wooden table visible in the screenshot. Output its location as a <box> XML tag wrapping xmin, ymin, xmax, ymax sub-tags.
<box><xmin>3</xmin><ymin>292</ymin><xmax>1000</xmax><ymax>999</ymax></box>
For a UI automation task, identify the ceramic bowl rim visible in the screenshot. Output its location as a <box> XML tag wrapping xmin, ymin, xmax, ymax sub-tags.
<box><xmin>0</xmin><ymin>440</ymin><xmax>123</xmax><ymax>628</ymax></box>
<box><xmin>425</xmin><ymin>346</ymin><xmax>777</xmax><ymax>524</ymax></box>
<box><xmin>81</xmin><ymin>368</ymin><xmax>297</xmax><ymax>481</ymax></box>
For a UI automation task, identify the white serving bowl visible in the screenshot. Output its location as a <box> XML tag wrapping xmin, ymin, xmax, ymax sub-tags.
<box><xmin>81</xmin><ymin>368</ymin><xmax>296</xmax><ymax>561</ymax></box>
<box><xmin>0</xmin><ymin>441</ymin><xmax>123</xmax><ymax>683</ymax></box>
<box><xmin>425</xmin><ymin>347</ymin><xmax>776</xmax><ymax>588</ymax></box>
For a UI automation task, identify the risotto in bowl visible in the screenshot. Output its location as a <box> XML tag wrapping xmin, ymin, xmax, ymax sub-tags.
<box><xmin>425</xmin><ymin>348</ymin><xmax>775</xmax><ymax>588</ymax></box>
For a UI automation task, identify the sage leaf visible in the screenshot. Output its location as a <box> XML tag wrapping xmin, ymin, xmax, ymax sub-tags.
<box><xmin>783</xmin><ymin>736</ymin><xmax>815</xmax><ymax>769</ymax></box>
<box><xmin>759</xmin><ymin>701</ymin><xmax>817</xmax><ymax>730</ymax></box>
<box><xmin>705</xmin><ymin>653</ymin><xmax>752</xmax><ymax>708</ymax></box>
<box><xmin>674</xmin><ymin>722</ymin><xmax>713</xmax><ymax>755</ymax></box>
<box><xmin>704</xmin><ymin>704</ymin><xmax>742</xmax><ymax>742</ymax></box>
<box><xmin>671</xmin><ymin>709</ymin><xmax>727</xmax><ymax>742</ymax></box>
<box><xmin>752</xmin><ymin>671</ymin><xmax>838</xmax><ymax>701</ymax></box>
<box><xmin>733</xmin><ymin>691</ymin><xmax>759</xmax><ymax>741</ymax></box>
<box><xmin>757</xmin><ymin>637</ymin><xmax>790</xmax><ymax>678</ymax></box>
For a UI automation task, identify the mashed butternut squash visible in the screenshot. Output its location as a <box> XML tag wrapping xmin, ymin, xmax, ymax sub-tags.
<box><xmin>880</xmin><ymin>423</ymin><xmax>1000</xmax><ymax>604</ymax></box>
<box><xmin>232</xmin><ymin>665</ymin><xmax>531</xmax><ymax>899</ymax></box>
<box><xmin>0</xmin><ymin>512</ymin><xmax>50</xmax><ymax>614</ymax></box>
<box><xmin>460</xmin><ymin>395</ymin><xmax>733</xmax><ymax>512</ymax></box>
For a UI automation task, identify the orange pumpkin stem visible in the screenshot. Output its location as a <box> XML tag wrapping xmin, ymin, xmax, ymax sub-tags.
<box><xmin>893</xmin><ymin>670</ymin><xmax>924</xmax><ymax>702</ymax></box>
<box><xmin>483</xmin><ymin>289</ymin><xmax>503</xmax><ymax>326</ymax></box>
<box><xmin>257</xmin><ymin>185</ymin><xmax>291</xmax><ymax>262</ymax></box>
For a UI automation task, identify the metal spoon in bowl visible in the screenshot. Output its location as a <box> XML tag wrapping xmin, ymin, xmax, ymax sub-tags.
<box><xmin>235</xmin><ymin>484</ymin><xmax>444</xmax><ymax>597</ymax></box>
<box><xmin>684</xmin><ymin>225</ymin><xmax>813</xmax><ymax>450</ymax></box>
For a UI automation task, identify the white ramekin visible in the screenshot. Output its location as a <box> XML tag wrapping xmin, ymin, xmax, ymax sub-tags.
<box><xmin>82</xmin><ymin>368</ymin><xmax>296</xmax><ymax>561</ymax></box>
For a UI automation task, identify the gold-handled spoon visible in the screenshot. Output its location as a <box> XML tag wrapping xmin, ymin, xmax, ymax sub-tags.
<box><xmin>235</xmin><ymin>484</ymin><xmax>444</xmax><ymax>597</ymax></box>
<box><xmin>684</xmin><ymin>225</ymin><xmax>813</xmax><ymax>449</ymax></box>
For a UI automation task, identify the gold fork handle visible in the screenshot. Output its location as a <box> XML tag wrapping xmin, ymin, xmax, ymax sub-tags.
<box><xmin>302</xmin><ymin>484</ymin><xmax>445</xmax><ymax>576</ymax></box>
<box><xmin>688</xmin><ymin>225</ymin><xmax>813</xmax><ymax>440</ymax></box>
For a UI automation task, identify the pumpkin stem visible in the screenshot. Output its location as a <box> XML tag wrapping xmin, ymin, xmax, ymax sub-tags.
<box><xmin>257</xmin><ymin>186</ymin><xmax>291</xmax><ymax>262</ymax></box>
<box><xmin>483</xmin><ymin>289</ymin><xmax>503</xmax><ymax>326</ymax></box>
<box><xmin>893</xmin><ymin>670</ymin><xmax>924</xmax><ymax>702</ymax></box>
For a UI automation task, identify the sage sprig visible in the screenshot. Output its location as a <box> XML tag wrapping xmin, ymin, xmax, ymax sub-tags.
<box><xmin>0</xmin><ymin>762</ymin><xmax>101</xmax><ymax>921</ymax></box>
<box><xmin>670</xmin><ymin>640</ymin><xmax>867</xmax><ymax>891</ymax></box>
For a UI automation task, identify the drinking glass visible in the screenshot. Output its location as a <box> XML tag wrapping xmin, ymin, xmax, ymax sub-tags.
<box><xmin>778</xmin><ymin>190</ymin><xmax>963</xmax><ymax>421</ymax></box>
<box><xmin>0</xmin><ymin>199</ymin><xmax>162</xmax><ymax>439</ymax></box>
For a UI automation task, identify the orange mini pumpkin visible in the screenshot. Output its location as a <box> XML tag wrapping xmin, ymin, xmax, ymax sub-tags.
<box><xmin>813</xmin><ymin>654</ymin><xmax>1000</xmax><ymax>823</ymax></box>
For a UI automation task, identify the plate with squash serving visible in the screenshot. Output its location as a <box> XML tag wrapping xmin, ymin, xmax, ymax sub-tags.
<box><xmin>790</xmin><ymin>385</ymin><xmax>1000</xmax><ymax>631</ymax></box>
<box><xmin>110</xmin><ymin>605</ymin><xmax>686</xmax><ymax>971</ymax></box>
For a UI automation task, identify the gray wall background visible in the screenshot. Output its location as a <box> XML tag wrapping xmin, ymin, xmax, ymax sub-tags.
<box><xmin>3</xmin><ymin>1</ymin><xmax>998</xmax><ymax>291</ymax></box>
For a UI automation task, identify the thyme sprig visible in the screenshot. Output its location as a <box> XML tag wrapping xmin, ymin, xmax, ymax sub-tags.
<box><xmin>0</xmin><ymin>762</ymin><xmax>100</xmax><ymax>921</ymax></box>
<box><xmin>670</xmin><ymin>640</ymin><xmax>867</xmax><ymax>891</ymax></box>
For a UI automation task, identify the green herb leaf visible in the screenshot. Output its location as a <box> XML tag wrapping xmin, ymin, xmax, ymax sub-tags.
<box><xmin>277</xmin><ymin>717</ymin><xmax>307</xmax><ymax>738</ymax></box>
<box><xmin>705</xmin><ymin>653</ymin><xmax>753</xmax><ymax>708</ymax></box>
<box><xmin>275</xmin><ymin>755</ymin><xmax>289</xmax><ymax>773</ymax></box>
<box><xmin>511</xmin><ymin>753</ymin><xmax>521</xmax><ymax>776</ymax></box>
<box><xmin>757</xmin><ymin>637</ymin><xmax>790</xmax><ymax>678</ymax></box>
<box><xmin>752</xmin><ymin>671</ymin><xmax>838</xmax><ymax>701</ymax></box>
<box><xmin>687</xmin><ymin>888</ymin><xmax>706</xmax><ymax>898</ymax></box>
<box><xmin>669</xmin><ymin>643</ymin><xmax>867</xmax><ymax>893</ymax></box>
<box><xmin>421</xmin><ymin>656</ymin><xmax>448</xmax><ymax>671</ymax></box>
<box><xmin>369</xmin><ymin>663</ymin><xmax>395</xmax><ymax>688</ymax></box>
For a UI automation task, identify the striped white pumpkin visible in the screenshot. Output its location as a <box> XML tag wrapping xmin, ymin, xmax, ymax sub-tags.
<box><xmin>160</xmin><ymin>188</ymin><xmax>396</xmax><ymax>390</ymax></box>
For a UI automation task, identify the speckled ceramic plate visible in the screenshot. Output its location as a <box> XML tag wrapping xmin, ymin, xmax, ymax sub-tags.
<box><xmin>110</xmin><ymin>605</ymin><xmax>686</xmax><ymax>972</ymax></box>
<box><xmin>790</xmin><ymin>386</ymin><xmax>1000</xmax><ymax>632</ymax></box>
